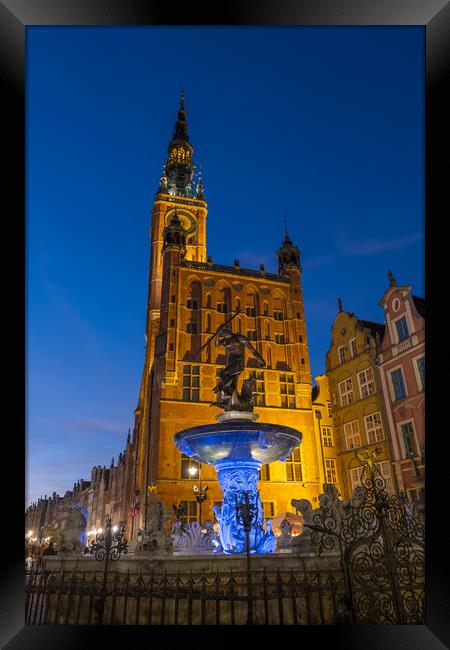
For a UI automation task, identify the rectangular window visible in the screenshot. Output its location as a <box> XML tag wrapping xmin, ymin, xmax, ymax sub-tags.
<box><xmin>187</xmin><ymin>299</ymin><xmax>198</xmax><ymax>310</ymax></box>
<box><xmin>321</xmin><ymin>426</ymin><xmax>333</xmax><ymax>447</ymax></box>
<box><xmin>245</xmin><ymin>306</ymin><xmax>256</xmax><ymax>317</ymax></box>
<box><xmin>338</xmin><ymin>346</ymin><xmax>346</xmax><ymax>364</ymax></box>
<box><xmin>416</xmin><ymin>357</ymin><xmax>425</xmax><ymax>391</ymax></box>
<box><xmin>376</xmin><ymin>461</ymin><xmax>394</xmax><ymax>494</ymax></box>
<box><xmin>401</xmin><ymin>422</ymin><xmax>417</xmax><ymax>458</ymax></box>
<box><xmin>180</xmin><ymin>454</ymin><xmax>200</xmax><ymax>479</ymax></box>
<box><xmin>246</xmin><ymin>329</ymin><xmax>257</xmax><ymax>341</ymax></box>
<box><xmin>364</xmin><ymin>412</ymin><xmax>385</xmax><ymax>444</ymax></box>
<box><xmin>280</xmin><ymin>373</ymin><xmax>295</xmax><ymax>408</ymax></box>
<box><xmin>350</xmin><ymin>466</ymin><xmax>364</xmax><ymax>492</ymax></box>
<box><xmin>358</xmin><ymin>367</ymin><xmax>376</xmax><ymax>399</ymax></box>
<box><xmin>396</xmin><ymin>317</ymin><xmax>409</xmax><ymax>342</ymax></box>
<box><xmin>275</xmin><ymin>333</ymin><xmax>286</xmax><ymax>344</ymax></box>
<box><xmin>298</xmin><ymin>335</ymin><xmax>303</xmax><ymax>343</ymax></box>
<box><xmin>325</xmin><ymin>459</ymin><xmax>337</xmax><ymax>484</ymax></box>
<box><xmin>327</xmin><ymin>401</ymin><xmax>333</xmax><ymax>417</ymax></box>
<box><xmin>249</xmin><ymin>370</ymin><xmax>265</xmax><ymax>406</ymax></box>
<box><xmin>273</xmin><ymin>310</ymin><xmax>284</xmax><ymax>321</ymax></box>
<box><xmin>391</xmin><ymin>368</ymin><xmax>407</xmax><ymax>400</ymax></box>
<box><xmin>344</xmin><ymin>419</ymin><xmax>361</xmax><ymax>450</ymax></box>
<box><xmin>178</xmin><ymin>500</ymin><xmax>198</xmax><ymax>523</ymax></box>
<box><xmin>286</xmin><ymin>447</ymin><xmax>302</xmax><ymax>481</ymax></box>
<box><xmin>186</xmin><ymin>322</ymin><xmax>198</xmax><ymax>334</ymax></box>
<box><xmin>262</xmin><ymin>502</ymin><xmax>275</xmax><ymax>518</ymax></box>
<box><xmin>182</xmin><ymin>365</ymin><xmax>200</xmax><ymax>402</ymax></box>
<box><xmin>349</xmin><ymin>338</ymin><xmax>357</xmax><ymax>358</ymax></box>
<box><xmin>338</xmin><ymin>378</ymin><xmax>354</xmax><ymax>406</ymax></box>
<box><xmin>259</xmin><ymin>464</ymin><xmax>270</xmax><ymax>481</ymax></box>
<box><xmin>217</xmin><ymin>302</ymin><xmax>227</xmax><ymax>313</ymax></box>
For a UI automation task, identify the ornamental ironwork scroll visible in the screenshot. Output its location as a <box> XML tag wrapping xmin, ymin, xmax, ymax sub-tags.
<box><xmin>300</xmin><ymin>449</ymin><xmax>425</xmax><ymax>624</ymax></box>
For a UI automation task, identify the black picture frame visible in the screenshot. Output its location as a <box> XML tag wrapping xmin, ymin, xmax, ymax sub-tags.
<box><xmin>1</xmin><ymin>1</ymin><xmax>448</xmax><ymax>647</ymax></box>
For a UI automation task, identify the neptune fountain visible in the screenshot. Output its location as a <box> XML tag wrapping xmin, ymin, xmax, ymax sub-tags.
<box><xmin>174</xmin><ymin>311</ymin><xmax>302</xmax><ymax>554</ymax></box>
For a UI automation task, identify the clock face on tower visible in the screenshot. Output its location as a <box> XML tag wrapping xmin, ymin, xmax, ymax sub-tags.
<box><xmin>165</xmin><ymin>210</ymin><xmax>197</xmax><ymax>235</ymax></box>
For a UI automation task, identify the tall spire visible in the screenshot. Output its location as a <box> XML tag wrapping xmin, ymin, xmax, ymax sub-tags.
<box><xmin>161</xmin><ymin>91</ymin><xmax>195</xmax><ymax>198</ymax></box>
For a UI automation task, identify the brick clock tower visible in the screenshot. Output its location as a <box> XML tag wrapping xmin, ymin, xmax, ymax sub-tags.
<box><xmin>131</xmin><ymin>94</ymin><xmax>326</xmax><ymax>537</ymax></box>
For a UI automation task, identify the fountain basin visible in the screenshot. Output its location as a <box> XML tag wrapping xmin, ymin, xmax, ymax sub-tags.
<box><xmin>174</xmin><ymin>421</ymin><xmax>302</xmax><ymax>467</ymax></box>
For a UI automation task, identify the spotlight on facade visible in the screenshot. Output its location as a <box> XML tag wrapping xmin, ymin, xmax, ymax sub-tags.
<box><xmin>27</xmin><ymin>530</ymin><xmax>33</xmax><ymax>538</ymax></box>
<box><xmin>112</xmin><ymin>525</ymin><xmax>118</xmax><ymax>533</ymax></box>
<box><xmin>188</xmin><ymin>466</ymin><xmax>198</xmax><ymax>477</ymax></box>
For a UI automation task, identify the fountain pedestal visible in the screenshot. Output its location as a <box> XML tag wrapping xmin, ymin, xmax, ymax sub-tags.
<box><xmin>174</xmin><ymin>414</ymin><xmax>302</xmax><ymax>554</ymax></box>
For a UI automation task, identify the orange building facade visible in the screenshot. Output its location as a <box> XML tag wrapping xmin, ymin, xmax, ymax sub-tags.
<box><xmin>130</xmin><ymin>96</ymin><xmax>336</xmax><ymax>535</ymax></box>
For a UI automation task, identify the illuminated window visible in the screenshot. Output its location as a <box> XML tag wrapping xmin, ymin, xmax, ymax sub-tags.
<box><xmin>322</xmin><ymin>426</ymin><xmax>333</xmax><ymax>447</ymax></box>
<box><xmin>350</xmin><ymin>466</ymin><xmax>364</xmax><ymax>492</ymax></box>
<box><xmin>325</xmin><ymin>459</ymin><xmax>337</xmax><ymax>484</ymax></box>
<box><xmin>376</xmin><ymin>461</ymin><xmax>394</xmax><ymax>494</ymax></box>
<box><xmin>178</xmin><ymin>500</ymin><xmax>198</xmax><ymax>523</ymax></box>
<box><xmin>358</xmin><ymin>368</ymin><xmax>376</xmax><ymax>399</ymax></box>
<box><xmin>259</xmin><ymin>464</ymin><xmax>270</xmax><ymax>481</ymax></box>
<box><xmin>338</xmin><ymin>378</ymin><xmax>354</xmax><ymax>406</ymax></box>
<box><xmin>182</xmin><ymin>365</ymin><xmax>200</xmax><ymax>401</ymax></box>
<box><xmin>344</xmin><ymin>420</ymin><xmax>361</xmax><ymax>450</ymax></box>
<box><xmin>280</xmin><ymin>374</ymin><xmax>295</xmax><ymax>408</ymax></box>
<box><xmin>249</xmin><ymin>370</ymin><xmax>265</xmax><ymax>406</ymax></box>
<box><xmin>338</xmin><ymin>346</ymin><xmax>346</xmax><ymax>364</ymax></box>
<box><xmin>286</xmin><ymin>447</ymin><xmax>302</xmax><ymax>481</ymax></box>
<box><xmin>364</xmin><ymin>412</ymin><xmax>384</xmax><ymax>444</ymax></box>
<box><xmin>262</xmin><ymin>502</ymin><xmax>275</xmax><ymax>518</ymax></box>
<box><xmin>180</xmin><ymin>454</ymin><xmax>199</xmax><ymax>479</ymax></box>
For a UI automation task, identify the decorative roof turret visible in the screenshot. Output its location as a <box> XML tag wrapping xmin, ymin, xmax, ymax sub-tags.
<box><xmin>162</xmin><ymin>211</ymin><xmax>187</xmax><ymax>254</ymax></box>
<box><xmin>387</xmin><ymin>270</ymin><xmax>397</xmax><ymax>286</ymax></box>
<box><xmin>276</xmin><ymin>219</ymin><xmax>301</xmax><ymax>275</ymax></box>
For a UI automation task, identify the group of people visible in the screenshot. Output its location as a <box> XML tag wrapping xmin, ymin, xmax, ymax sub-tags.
<box><xmin>25</xmin><ymin>540</ymin><xmax>57</xmax><ymax>570</ymax></box>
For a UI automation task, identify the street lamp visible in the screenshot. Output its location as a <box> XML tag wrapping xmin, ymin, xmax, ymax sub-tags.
<box><xmin>188</xmin><ymin>464</ymin><xmax>208</xmax><ymax>526</ymax></box>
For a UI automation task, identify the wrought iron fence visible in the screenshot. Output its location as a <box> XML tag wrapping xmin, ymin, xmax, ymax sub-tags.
<box><xmin>25</xmin><ymin>561</ymin><xmax>347</xmax><ymax>625</ymax></box>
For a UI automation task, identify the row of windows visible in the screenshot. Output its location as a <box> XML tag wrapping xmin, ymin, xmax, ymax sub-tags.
<box><xmin>390</xmin><ymin>357</ymin><xmax>425</xmax><ymax>400</ymax></box>
<box><xmin>184</xmin><ymin>321</ymin><xmax>300</xmax><ymax>345</ymax></box>
<box><xmin>184</xmin><ymin>299</ymin><xmax>295</xmax><ymax>321</ymax></box>
<box><xmin>177</xmin><ymin>500</ymin><xmax>277</xmax><ymax>524</ymax></box>
<box><xmin>350</xmin><ymin>460</ymin><xmax>393</xmax><ymax>494</ymax></box>
<box><xmin>182</xmin><ymin>366</ymin><xmax>298</xmax><ymax>407</ymax></box>
<box><xmin>180</xmin><ymin>448</ymin><xmax>339</xmax><ymax>484</ymax></box>
<box><xmin>337</xmin><ymin>367</ymin><xmax>376</xmax><ymax>406</ymax></box>
<box><xmin>343</xmin><ymin>411</ymin><xmax>385</xmax><ymax>451</ymax></box>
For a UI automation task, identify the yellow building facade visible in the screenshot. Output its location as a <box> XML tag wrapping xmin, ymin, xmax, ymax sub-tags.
<box><xmin>131</xmin><ymin>96</ymin><xmax>329</xmax><ymax>535</ymax></box>
<box><xmin>312</xmin><ymin>374</ymin><xmax>342</xmax><ymax>493</ymax></box>
<box><xmin>325</xmin><ymin>305</ymin><xmax>396</xmax><ymax>499</ymax></box>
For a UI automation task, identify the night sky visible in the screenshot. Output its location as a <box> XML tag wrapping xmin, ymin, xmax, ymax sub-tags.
<box><xmin>26</xmin><ymin>26</ymin><xmax>424</xmax><ymax>506</ymax></box>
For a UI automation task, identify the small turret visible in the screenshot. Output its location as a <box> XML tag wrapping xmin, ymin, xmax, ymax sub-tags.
<box><xmin>162</xmin><ymin>211</ymin><xmax>187</xmax><ymax>254</ymax></box>
<box><xmin>276</xmin><ymin>225</ymin><xmax>301</xmax><ymax>275</ymax></box>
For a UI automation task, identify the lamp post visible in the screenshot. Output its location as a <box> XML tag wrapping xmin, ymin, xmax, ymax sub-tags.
<box><xmin>188</xmin><ymin>463</ymin><xmax>208</xmax><ymax>526</ymax></box>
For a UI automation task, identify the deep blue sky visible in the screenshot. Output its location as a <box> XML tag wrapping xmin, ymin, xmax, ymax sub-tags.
<box><xmin>26</xmin><ymin>26</ymin><xmax>424</xmax><ymax>506</ymax></box>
